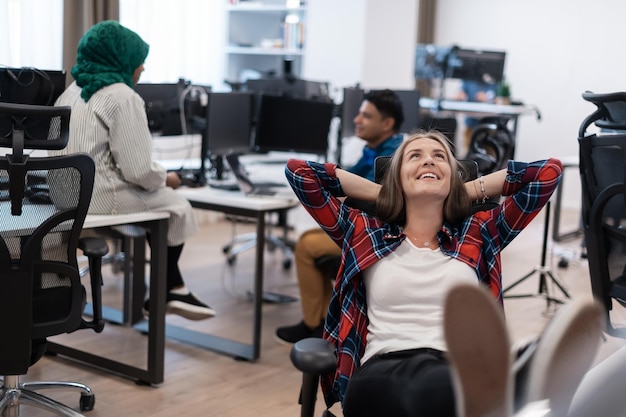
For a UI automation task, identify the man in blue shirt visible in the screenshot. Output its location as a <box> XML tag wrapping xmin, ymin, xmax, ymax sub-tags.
<box><xmin>276</xmin><ymin>89</ymin><xmax>404</xmax><ymax>344</ymax></box>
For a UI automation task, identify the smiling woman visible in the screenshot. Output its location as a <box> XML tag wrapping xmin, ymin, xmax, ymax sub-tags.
<box><xmin>283</xmin><ymin>130</ymin><xmax>562</xmax><ymax>417</ymax></box>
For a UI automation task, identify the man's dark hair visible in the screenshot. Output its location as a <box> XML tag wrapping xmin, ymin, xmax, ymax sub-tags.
<box><xmin>363</xmin><ymin>89</ymin><xmax>405</xmax><ymax>133</ymax></box>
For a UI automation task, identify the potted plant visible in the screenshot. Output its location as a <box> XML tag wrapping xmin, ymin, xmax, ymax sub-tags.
<box><xmin>496</xmin><ymin>79</ymin><xmax>511</xmax><ymax>105</ymax></box>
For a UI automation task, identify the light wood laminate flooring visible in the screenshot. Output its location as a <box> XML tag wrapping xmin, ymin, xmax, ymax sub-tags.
<box><xmin>14</xmin><ymin>206</ymin><xmax>626</xmax><ymax>416</ymax></box>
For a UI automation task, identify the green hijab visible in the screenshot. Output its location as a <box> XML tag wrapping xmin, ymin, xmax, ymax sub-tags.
<box><xmin>72</xmin><ymin>20</ymin><xmax>149</xmax><ymax>102</ymax></box>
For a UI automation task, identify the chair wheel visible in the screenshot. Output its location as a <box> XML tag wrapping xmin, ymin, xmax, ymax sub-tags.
<box><xmin>80</xmin><ymin>393</ymin><xmax>95</xmax><ymax>411</ymax></box>
<box><xmin>283</xmin><ymin>259</ymin><xmax>292</xmax><ymax>269</ymax></box>
<box><xmin>222</xmin><ymin>244</ymin><xmax>231</xmax><ymax>254</ymax></box>
<box><xmin>227</xmin><ymin>255</ymin><xmax>237</xmax><ymax>265</ymax></box>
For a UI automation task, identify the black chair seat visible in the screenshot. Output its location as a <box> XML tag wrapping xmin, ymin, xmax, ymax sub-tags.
<box><xmin>290</xmin><ymin>337</ymin><xmax>336</xmax><ymax>375</ymax></box>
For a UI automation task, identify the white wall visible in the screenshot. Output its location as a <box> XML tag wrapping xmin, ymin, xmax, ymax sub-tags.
<box><xmin>121</xmin><ymin>0</ymin><xmax>226</xmax><ymax>88</ymax></box>
<box><xmin>304</xmin><ymin>0</ymin><xmax>418</xmax><ymax>95</ymax></box>
<box><xmin>303</xmin><ymin>0</ymin><xmax>367</xmax><ymax>93</ymax></box>
<box><xmin>433</xmin><ymin>0</ymin><xmax>626</xmax><ymax>207</ymax></box>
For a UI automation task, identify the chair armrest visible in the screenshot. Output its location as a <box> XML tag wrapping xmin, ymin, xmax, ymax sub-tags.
<box><xmin>79</xmin><ymin>236</ymin><xmax>109</xmax><ymax>258</ymax></box>
<box><xmin>78</xmin><ymin>237</ymin><xmax>109</xmax><ymax>333</ymax></box>
<box><xmin>290</xmin><ymin>337</ymin><xmax>337</xmax><ymax>375</ymax></box>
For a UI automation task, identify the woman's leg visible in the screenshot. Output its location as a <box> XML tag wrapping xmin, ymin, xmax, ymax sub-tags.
<box><xmin>166</xmin><ymin>243</ymin><xmax>185</xmax><ymax>291</ymax></box>
<box><xmin>144</xmin><ymin>235</ymin><xmax>215</xmax><ymax>320</ymax></box>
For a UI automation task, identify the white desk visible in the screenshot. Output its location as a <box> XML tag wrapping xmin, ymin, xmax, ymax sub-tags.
<box><xmin>174</xmin><ymin>186</ymin><xmax>299</xmax><ymax>361</ymax></box>
<box><xmin>419</xmin><ymin>97</ymin><xmax>538</xmax><ymax>117</ymax></box>
<box><xmin>47</xmin><ymin>211</ymin><xmax>170</xmax><ymax>385</ymax></box>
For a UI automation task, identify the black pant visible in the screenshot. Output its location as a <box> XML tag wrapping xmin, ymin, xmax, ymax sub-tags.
<box><xmin>342</xmin><ymin>348</ymin><xmax>455</xmax><ymax>417</ymax></box>
<box><xmin>146</xmin><ymin>233</ymin><xmax>185</xmax><ymax>291</ymax></box>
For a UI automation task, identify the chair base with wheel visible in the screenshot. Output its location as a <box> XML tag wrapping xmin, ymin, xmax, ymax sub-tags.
<box><xmin>0</xmin><ymin>375</ymin><xmax>94</xmax><ymax>416</ymax></box>
<box><xmin>222</xmin><ymin>211</ymin><xmax>294</xmax><ymax>270</ymax></box>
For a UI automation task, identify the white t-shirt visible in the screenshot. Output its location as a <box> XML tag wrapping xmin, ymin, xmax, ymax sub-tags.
<box><xmin>361</xmin><ymin>238</ymin><xmax>477</xmax><ymax>363</ymax></box>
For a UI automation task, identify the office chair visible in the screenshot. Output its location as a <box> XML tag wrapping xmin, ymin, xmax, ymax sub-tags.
<box><xmin>578</xmin><ymin>91</ymin><xmax>626</xmax><ymax>337</ymax></box>
<box><xmin>298</xmin><ymin>157</ymin><xmax>492</xmax><ymax>417</ymax></box>
<box><xmin>418</xmin><ymin>112</ymin><xmax>458</xmax><ymax>144</ymax></box>
<box><xmin>464</xmin><ymin>115</ymin><xmax>514</xmax><ymax>176</ymax></box>
<box><xmin>222</xmin><ymin>210</ymin><xmax>295</xmax><ymax>270</ymax></box>
<box><xmin>0</xmin><ymin>103</ymin><xmax>107</xmax><ymax>416</ymax></box>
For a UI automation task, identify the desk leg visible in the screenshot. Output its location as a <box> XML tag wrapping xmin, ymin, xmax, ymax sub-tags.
<box><xmin>145</xmin><ymin>218</ymin><xmax>167</xmax><ymax>384</ymax></box>
<box><xmin>129</xmin><ymin>233</ymin><xmax>147</xmax><ymax>325</ymax></box>
<box><xmin>47</xmin><ymin>218</ymin><xmax>167</xmax><ymax>385</ymax></box>
<box><xmin>251</xmin><ymin>212</ymin><xmax>265</xmax><ymax>360</ymax></box>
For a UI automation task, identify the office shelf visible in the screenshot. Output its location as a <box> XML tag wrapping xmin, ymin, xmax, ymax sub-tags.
<box><xmin>226</xmin><ymin>46</ymin><xmax>305</xmax><ymax>55</ymax></box>
<box><xmin>225</xmin><ymin>1</ymin><xmax>307</xmax><ymax>83</ymax></box>
<box><xmin>226</xmin><ymin>4</ymin><xmax>306</xmax><ymax>12</ymax></box>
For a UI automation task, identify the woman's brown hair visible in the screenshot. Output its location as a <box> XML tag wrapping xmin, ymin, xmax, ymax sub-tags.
<box><xmin>376</xmin><ymin>130</ymin><xmax>473</xmax><ymax>226</ymax></box>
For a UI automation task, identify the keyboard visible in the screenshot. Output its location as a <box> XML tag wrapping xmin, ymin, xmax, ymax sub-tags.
<box><xmin>209</xmin><ymin>182</ymin><xmax>239</xmax><ymax>191</ymax></box>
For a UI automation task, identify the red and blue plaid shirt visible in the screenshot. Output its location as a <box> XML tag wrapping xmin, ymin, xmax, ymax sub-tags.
<box><xmin>285</xmin><ymin>157</ymin><xmax>562</xmax><ymax>408</ymax></box>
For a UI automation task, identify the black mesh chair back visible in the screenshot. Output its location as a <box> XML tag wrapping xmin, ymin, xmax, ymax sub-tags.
<box><xmin>580</xmin><ymin>91</ymin><xmax>626</xmax><ymax>134</ymax></box>
<box><xmin>0</xmin><ymin>102</ymin><xmax>106</xmax><ymax>415</ymax></box>
<box><xmin>419</xmin><ymin>112</ymin><xmax>458</xmax><ymax>144</ymax></box>
<box><xmin>578</xmin><ymin>94</ymin><xmax>626</xmax><ymax>335</ymax></box>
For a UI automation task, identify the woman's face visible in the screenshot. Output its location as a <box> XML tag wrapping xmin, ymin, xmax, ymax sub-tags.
<box><xmin>399</xmin><ymin>137</ymin><xmax>452</xmax><ymax>200</ymax></box>
<box><xmin>132</xmin><ymin>64</ymin><xmax>145</xmax><ymax>85</ymax></box>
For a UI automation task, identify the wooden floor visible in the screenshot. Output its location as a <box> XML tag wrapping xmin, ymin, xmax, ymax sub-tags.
<box><xmin>13</xmin><ymin>206</ymin><xmax>626</xmax><ymax>416</ymax></box>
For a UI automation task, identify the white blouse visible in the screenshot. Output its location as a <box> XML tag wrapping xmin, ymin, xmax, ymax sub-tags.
<box><xmin>362</xmin><ymin>238</ymin><xmax>477</xmax><ymax>363</ymax></box>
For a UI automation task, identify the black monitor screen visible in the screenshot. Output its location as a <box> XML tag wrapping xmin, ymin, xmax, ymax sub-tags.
<box><xmin>448</xmin><ymin>48</ymin><xmax>506</xmax><ymax>83</ymax></box>
<box><xmin>414</xmin><ymin>44</ymin><xmax>452</xmax><ymax>80</ymax></box>
<box><xmin>134</xmin><ymin>80</ymin><xmax>190</xmax><ymax>135</ymax></box>
<box><xmin>389</xmin><ymin>89</ymin><xmax>420</xmax><ymax>134</ymax></box>
<box><xmin>245</xmin><ymin>78</ymin><xmax>330</xmax><ymax>101</ymax></box>
<box><xmin>204</xmin><ymin>92</ymin><xmax>253</xmax><ymax>156</ymax></box>
<box><xmin>0</xmin><ymin>67</ymin><xmax>66</xmax><ymax>105</ymax></box>
<box><xmin>341</xmin><ymin>87</ymin><xmax>364</xmax><ymax>138</ymax></box>
<box><xmin>253</xmin><ymin>95</ymin><xmax>334</xmax><ymax>155</ymax></box>
<box><xmin>356</xmin><ymin>89</ymin><xmax>420</xmax><ymax>135</ymax></box>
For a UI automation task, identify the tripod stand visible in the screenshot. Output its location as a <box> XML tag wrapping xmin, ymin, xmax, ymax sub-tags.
<box><xmin>503</xmin><ymin>201</ymin><xmax>570</xmax><ymax>310</ymax></box>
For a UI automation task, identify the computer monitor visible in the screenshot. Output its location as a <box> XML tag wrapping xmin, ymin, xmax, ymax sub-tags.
<box><xmin>340</xmin><ymin>87</ymin><xmax>365</xmax><ymax>138</ymax></box>
<box><xmin>196</xmin><ymin>92</ymin><xmax>253</xmax><ymax>181</ymax></box>
<box><xmin>390</xmin><ymin>89</ymin><xmax>420</xmax><ymax>134</ymax></box>
<box><xmin>0</xmin><ymin>67</ymin><xmax>66</xmax><ymax>106</ymax></box>
<box><xmin>448</xmin><ymin>48</ymin><xmax>507</xmax><ymax>84</ymax></box>
<box><xmin>414</xmin><ymin>44</ymin><xmax>452</xmax><ymax>80</ymax></box>
<box><xmin>134</xmin><ymin>79</ymin><xmax>190</xmax><ymax>135</ymax></box>
<box><xmin>363</xmin><ymin>89</ymin><xmax>420</xmax><ymax>135</ymax></box>
<box><xmin>245</xmin><ymin>77</ymin><xmax>331</xmax><ymax>125</ymax></box>
<box><xmin>245</xmin><ymin>77</ymin><xmax>330</xmax><ymax>101</ymax></box>
<box><xmin>0</xmin><ymin>68</ymin><xmax>67</xmax><ymax>141</ymax></box>
<box><xmin>253</xmin><ymin>94</ymin><xmax>334</xmax><ymax>156</ymax></box>
<box><xmin>204</xmin><ymin>92</ymin><xmax>253</xmax><ymax>156</ymax></box>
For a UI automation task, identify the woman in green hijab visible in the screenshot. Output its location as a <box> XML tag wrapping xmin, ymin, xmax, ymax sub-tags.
<box><xmin>52</xmin><ymin>20</ymin><xmax>215</xmax><ymax>321</ymax></box>
<box><xmin>72</xmin><ymin>20</ymin><xmax>149</xmax><ymax>102</ymax></box>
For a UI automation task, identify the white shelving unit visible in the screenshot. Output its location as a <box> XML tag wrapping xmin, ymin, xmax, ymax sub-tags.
<box><xmin>225</xmin><ymin>1</ymin><xmax>307</xmax><ymax>84</ymax></box>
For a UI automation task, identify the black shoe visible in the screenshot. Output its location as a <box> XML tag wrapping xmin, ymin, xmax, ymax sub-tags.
<box><xmin>275</xmin><ymin>320</ymin><xmax>323</xmax><ymax>345</ymax></box>
<box><xmin>144</xmin><ymin>292</ymin><xmax>216</xmax><ymax>321</ymax></box>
